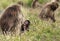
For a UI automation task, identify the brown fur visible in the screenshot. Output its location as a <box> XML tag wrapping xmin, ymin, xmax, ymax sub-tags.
<box><xmin>32</xmin><ymin>0</ymin><xmax>38</xmax><ymax>8</ymax></box>
<box><xmin>39</xmin><ymin>0</ymin><xmax>59</xmax><ymax>22</ymax></box>
<box><xmin>0</xmin><ymin>2</ymin><xmax>24</xmax><ymax>35</ymax></box>
<box><xmin>17</xmin><ymin>1</ymin><xmax>23</xmax><ymax>6</ymax></box>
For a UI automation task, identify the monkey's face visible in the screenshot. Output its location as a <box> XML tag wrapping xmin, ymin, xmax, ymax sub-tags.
<box><xmin>24</xmin><ymin>20</ymin><xmax>30</xmax><ymax>26</ymax></box>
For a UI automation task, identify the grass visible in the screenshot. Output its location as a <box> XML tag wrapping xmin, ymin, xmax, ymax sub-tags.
<box><xmin>20</xmin><ymin>7</ymin><xmax>60</xmax><ymax>41</ymax></box>
<box><xmin>0</xmin><ymin>0</ymin><xmax>60</xmax><ymax>41</ymax></box>
<box><xmin>0</xmin><ymin>35</ymin><xmax>20</xmax><ymax>41</ymax></box>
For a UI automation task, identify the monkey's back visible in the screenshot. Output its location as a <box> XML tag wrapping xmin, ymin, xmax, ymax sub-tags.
<box><xmin>0</xmin><ymin>4</ymin><xmax>23</xmax><ymax>34</ymax></box>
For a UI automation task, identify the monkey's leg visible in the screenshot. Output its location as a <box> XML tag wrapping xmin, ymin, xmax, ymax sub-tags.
<box><xmin>50</xmin><ymin>14</ymin><xmax>56</xmax><ymax>22</ymax></box>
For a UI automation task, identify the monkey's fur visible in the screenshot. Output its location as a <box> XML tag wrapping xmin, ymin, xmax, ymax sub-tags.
<box><xmin>39</xmin><ymin>0</ymin><xmax>59</xmax><ymax>22</ymax></box>
<box><xmin>21</xmin><ymin>20</ymin><xmax>30</xmax><ymax>32</ymax></box>
<box><xmin>32</xmin><ymin>0</ymin><xmax>38</xmax><ymax>8</ymax></box>
<box><xmin>0</xmin><ymin>1</ymin><xmax>24</xmax><ymax>35</ymax></box>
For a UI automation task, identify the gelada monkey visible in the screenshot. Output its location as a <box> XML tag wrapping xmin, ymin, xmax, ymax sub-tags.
<box><xmin>0</xmin><ymin>1</ymin><xmax>25</xmax><ymax>35</ymax></box>
<box><xmin>39</xmin><ymin>0</ymin><xmax>59</xmax><ymax>22</ymax></box>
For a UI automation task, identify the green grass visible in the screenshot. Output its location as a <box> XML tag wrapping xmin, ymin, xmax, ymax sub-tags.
<box><xmin>0</xmin><ymin>0</ymin><xmax>60</xmax><ymax>41</ymax></box>
<box><xmin>20</xmin><ymin>9</ymin><xmax>60</xmax><ymax>41</ymax></box>
<box><xmin>0</xmin><ymin>35</ymin><xmax>20</xmax><ymax>41</ymax></box>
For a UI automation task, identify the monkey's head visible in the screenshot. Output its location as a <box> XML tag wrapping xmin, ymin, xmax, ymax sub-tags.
<box><xmin>17</xmin><ymin>1</ymin><xmax>23</xmax><ymax>6</ymax></box>
<box><xmin>24</xmin><ymin>20</ymin><xmax>30</xmax><ymax>26</ymax></box>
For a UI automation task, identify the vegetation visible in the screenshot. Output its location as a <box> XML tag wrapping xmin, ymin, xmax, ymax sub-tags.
<box><xmin>0</xmin><ymin>0</ymin><xmax>60</xmax><ymax>41</ymax></box>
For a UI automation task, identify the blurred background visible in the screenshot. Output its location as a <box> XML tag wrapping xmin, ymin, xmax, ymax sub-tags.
<box><xmin>0</xmin><ymin>0</ymin><xmax>51</xmax><ymax>9</ymax></box>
